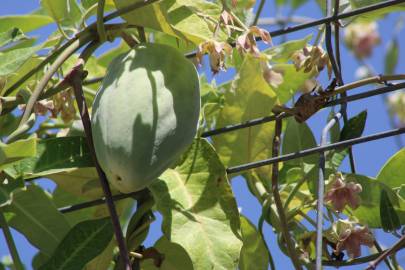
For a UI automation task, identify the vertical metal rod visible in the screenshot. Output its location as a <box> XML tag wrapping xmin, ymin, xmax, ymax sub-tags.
<box><xmin>316</xmin><ymin>112</ymin><xmax>342</xmax><ymax>270</ymax></box>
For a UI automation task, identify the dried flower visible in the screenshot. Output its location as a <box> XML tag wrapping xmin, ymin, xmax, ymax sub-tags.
<box><xmin>53</xmin><ymin>89</ymin><xmax>76</xmax><ymax>123</ymax></box>
<box><xmin>236</xmin><ymin>26</ymin><xmax>271</xmax><ymax>55</ymax></box>
<box><xmin>34</xmin><ymin>100</ymin><xmax>56</xmax><ymax>116</ymax></box>
<box><xmin>329</xmin><ymin>219</ymin><xmax>374</xmax><ymax>259</ymax></box>
<box><xmin>218</xmin><ymin>10</ymin><xmax>235</xmax><ymax>36</ymax></box>
<box><xmin>344</xmin><ymin>22</ymin><xmax>380</xmax><ymax>59</ymax></box>
<box><xmin>325</xmin><ymin>172</ymin><xmax>362</xmax><ymax>212</ymax></box>
<box><xmin>291</xmin><ymin>45</ymin><xmax>332</xmax><ymax>78</ymax></box>
<box><xmin>262</xmin><ymin>63</ymin><xmax>283</xmax><ymax>88</ymax></box>
<box><xmin>197</xmin><ymin>40</ymin><xmax>232</xmax><ymax>74</ymax></box>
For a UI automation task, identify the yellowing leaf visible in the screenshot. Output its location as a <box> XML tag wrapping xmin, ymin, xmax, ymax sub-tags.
<box><xmin>150</xmin><ymin>138</ymin><xmax>242</xmax><ymax>269</ymax></box>
<box><xmin>212</xmin><ymin>54</ymin><xmax>277</xmax><ymax>177</ymax></box>
<box><xmin>114</xmin><ymin>0</ymin><xmax>227</xmax><ymax>44</ymax></box>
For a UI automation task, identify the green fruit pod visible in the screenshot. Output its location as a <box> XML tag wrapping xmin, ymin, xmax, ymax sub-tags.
<box><xmin>91</xmin><ymin>43</ymin><xmax>200</xmax><ymax>193</ymax></box>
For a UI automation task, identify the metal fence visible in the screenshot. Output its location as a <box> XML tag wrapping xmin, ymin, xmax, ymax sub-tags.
<box><xmin>49</xmin><ymin>0</ymin><xmax>405</xmax><ymax>269</ymax></box>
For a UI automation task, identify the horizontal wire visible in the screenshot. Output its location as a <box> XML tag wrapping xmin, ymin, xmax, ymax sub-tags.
<box><xmin>58</xmin><ymin>125</ymin><xmax>405</xmax><ymax>213</ymax></box>
<box><xmin>185</xmin><ymin>0</ymin><xmax>405</xmax><ymax>58</ymax></box>
<box><xmin>58</xmin><ymin>190</ymin><xmax>143</xmax><ymax>213</ymax></box>
<box><xmin>53</xmin><ymin>0</ymin><xmax>405</xmax><ymax>214</ymax></box>
<box><xmin>226</xmin><ymin>126</ymin><xmax>405</xmax><ymax>174</ymax></box>
<box><xmin>201</xmin><ymin>82</ymin><xmax>405</xmax><ymax>137</ymax></box>
<box><xmin>56</xmin><ymin>82</ymin><xmax>405</xmax><ymax>213</ymax></box>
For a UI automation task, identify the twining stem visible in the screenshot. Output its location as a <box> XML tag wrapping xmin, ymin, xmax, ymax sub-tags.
<box><xmin>66</xmin><ymin>42</ymin><xmax>132</xmax><ymax>270</ymax></box>
<box><xmin>258</xmin><ymin>212</ymin><xmax>275</xmax><ymax>270</ymax></box>
<box><xmin>253</xmin><ymin>0</ymin><xmax>266</xmax><ymax>26</ymax></box>
<box><xmin>2</xmin><ymin>0</ymin><xmax>160</xmax><ymax>98</ymax></box>
<box><xmin>97</xmin><ymin>0</ymin><xmax>107</xmax><ymax>43</ymax></box>
<box><xmin>373</xmin><ymin>239</ymin><xmax>395</xmax><ymax>270</ymax></box>
<box><xmin>2</xmin><ymin>37</ymin><xmax>78</xmax><ymax>97</ymax></box>
<box><xmin>0</xmin><ymin>211</ymin><xmax>24</xmax><ymax>270</ymax></box>
<box><xmin>283</xmin><ymin>173</ymin><xmax>308</xmax><ymax>211</ymax></box>
<box><xmin>271</xmin><ymin>115</ymin><xmax>302</xmax><ymax>270</ymax></box>
<box><xmin>367</xmin><ymin>234</ymin><xmax>405</xmax><ymax>270</ymax></box>
<box><xmin>325</xmin><ymin>0</ymin><xmax>357</xmax><ymax>176</ymax></box>
<box><xmin>18</xmin><ymin>32</ymin><xmax>93</xmax><ymax>127</ymax></box>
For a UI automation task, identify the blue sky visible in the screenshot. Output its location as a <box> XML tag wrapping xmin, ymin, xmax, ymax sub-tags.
<box><xmin>1</xmin><ymin>0</ymin><xmax>405</xmax><ymax>269</ymax></box>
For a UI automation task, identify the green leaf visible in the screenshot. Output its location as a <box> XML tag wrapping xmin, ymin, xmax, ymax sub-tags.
<box><xmin>150</xmin><ymin>138</ymin><xmax>243</xmax><ymax>270</ymax></box>
<box><xmin>97</xmin><ymin>41</ymin><xmax>130</xmax><ymax>68</ymax></box>
<box><xmin>0</xmin><ymin>44</ymin><xmax>43</xmax><ymax>76</ymax></box>
<box><xmin>0</xmin><ymin>175</ymin><xmax>24</xmax><ymax>208</ymax></box>
<box><xmin>0</xmin><ymin>15</ymin><xmax>53</xmax><ymax>33</ymax></box>
<box><xmin>0</xmin><ymin>28</ymin><xmax>27</xmax><ymax>48</ymax></box>
<box><xmin>272</xmin><ymin>64</ymin><xmax>313</xmax><ymax>104</ymax></box>
<box><xmin>0</xmin><ymin>112</ymin><xmax>19</xmax><ymax>137</ymax></box>
<box><xmin>48</xmin><ymin>168</ymin><xmax>104</xmax><ymax>200</ymax></box>
<box><xmin>114</xmin><ymin>0</ymin><xmax>227</xmax><ymax>44</ymax></box>
<box><xmin>331</xmin><ymin>111</ymin><xmax>367</xmax><ymax>167</ymax></box>
<box><xmin>345</xmin><ymin>174</ymin><xmax>398</xmax><ymax>228</ymax></box>
<box><xmin>3</xmin><ymin>185</ymin><xmax>71</xmax><ymax>256</ymax></box>
<box><xmin>212</xmin><ymin>55</ymin><xmax>277</xmax><ymax>178</ymax></box>
<box><xmin>32</xmin><ymin>252</ymin><xmax>49</xmax><ymax>270</ymax></box>
<box><xmin>239</xmin><ymin>216</ymin><xmax>269</xmax><ymax>270</ymax></box>
<box><xmin>377</xmin><ymin>148</ymin><xmax>405</xmax><ymax>189</ymax></box>
<box><xmin>51</xmin><ymin>187</ymin><xmax>94</xmax><ymax>226</ymax></box>
<box><xmin>265</xmin><ymin>35</ymin><xmax>312</xmax><ymax>63</ymax></box>
<box><xmin>81</xmin><ymin>0</ymin><xmax>116</xmax><ymax>10</ymax></box>
<box><xmin>5</xmin><ymin>136</ymin><xmax>93</xmax><ymax>179</ymax></box>
<box><xmin>291</xmin><ymin>0</ymin><xmax>309</xmax><ymax>9</ymax></box>
<box><xmin>40</xmin><ymin>0</ymin><xmax>82</xmax><ymax>30</ymax></box>
<box><xmin>142</xmin><ymin>237</ymin><xmax>193</xmax><ymax>270</ymax></box>
<box><xmin>0</xmin><ymin>137</ymin><xmax>37</xmax><ymax>170</ymax></box>
<box><xmin>340</xmin><ymin>110</ymin><xmax>367</xmax><ymax>141</ymax></box>
<box><xmin>384</xmin><ymin>39</ymin><xmax>399</xmax><ymax>75</ymax></box>
<box><xmin>85</xmin><ymin>239</ymin><xmax>116</xmax><ymax>270</ymax></box>
<box><xmin>1</xmin><ymin>56</ymin><xmax>44</xmax><ymax>96</ymax></box>
<box><xmin>380</xmin><ymin>189</ymin><xmax>400</xmax><ymax>232</ymax></box>
<box><xmin>39</xmin><ymin>218</ymin><xmax>113</xmax><ymax>270</ymax></box>
<box><xmin>282</xmin><ymin>117</ymin><xmax>317</xmax><ymax>167</ymax></box>
<box><xmin>154</xmin><ymin>31</ymin><xmax>197</xmax><ymax>53</ymax></box>
<box><xmin>126</xmin><ymin>195</ymin><xmax>154</xmax><ymax>252</ymax></box>
<box><xmin>349</xmin><ymin>0</ymin><xmax>405</xmax><ymax>21</ymax></box>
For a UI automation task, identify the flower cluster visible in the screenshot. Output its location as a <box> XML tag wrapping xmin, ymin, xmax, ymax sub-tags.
<box><xmin>197</xmin><ymin>40</ymin><xmax>233</xmax><ymax>74</ymax></box>
<box><xmin>328</xmin><ymin>219</ymin><xmax>374</xmax><ymax>259</ymax></box>
<box><xmin>344</xmin><ymin>22</ymin><xmax>380</xmax><ymax>59</ymax></box>
<box><xmin>291</xmin><ymin>45</ymin><xmax>331</xmax><ymax>78</ymax></box>
<box><xmin>236</xmin><ymin>26</ymin><xmax>272</xmax><ymax>55</ymax></box>
<box><xmin>325</xmin><ymin>172</ymin><xmax>362</xmax><ymax>212</ymax></box>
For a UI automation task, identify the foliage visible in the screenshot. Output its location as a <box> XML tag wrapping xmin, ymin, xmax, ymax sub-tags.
<box><xmin>0</xmin><ymin>0</ymin><xmax>404</xmax><ymax>269</ymax></box>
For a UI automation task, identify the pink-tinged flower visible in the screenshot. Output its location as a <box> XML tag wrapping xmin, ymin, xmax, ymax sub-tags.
<box><xmin>34</xmin><ymin>100</ymin><xmax>56</xmax><ymax>116</ymax></box>
<box><xmin>331</xmin><ymin>220</ymin><xmax>374</xmax><ymax>259</ymax></box>
<box><xmin>344</xmin><ymin>22</ymin><xmax>380</xmax><ymax>59</ymax></box>
<box><xmin>388</xmin><ymin>92</ymin><xmax>405</xmax><ymax>126</ymax></box>
<box><xmin>220</xmin><ymin>10</ymin><xmax>234</xmax><ymax>25</ymax></box>
<box><xmin>291</xmin><ymin>45</ymin><xmax>332</xmax><ymax>78</ymax></box>
<box><xmin>197</xmin><ymin>40</ymin><xmax>232</xmax><ymax>74</ymax></box>
<box><xmin>236</xmin><ymin>26</ymin><xmax>272</xmax><ymax>55</ymax></box>
<box><xmin>53</xmin><ymin>89</ymin><xmax>76</xmax><ymax>123</ymax></box>
<box><xmin>219</xmin><ymin>10</ymin><xmax>234</xmax><ymax>36</ymax></box>
<box><xmin>262</xmin><ymin>63</ymin><xmax>284</xmax><ymax>88</ymax></box>
<box><xmin>325</xmin><ymin>172</ymin><xmax>362</xmax><ymax>212</ymax></box>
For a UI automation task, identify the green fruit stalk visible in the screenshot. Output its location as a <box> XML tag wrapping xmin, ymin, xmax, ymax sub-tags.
<box><xmin>91</xmin><ymin>43</ymin><xmax>200</xmax><ymax>193</ymax></box>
